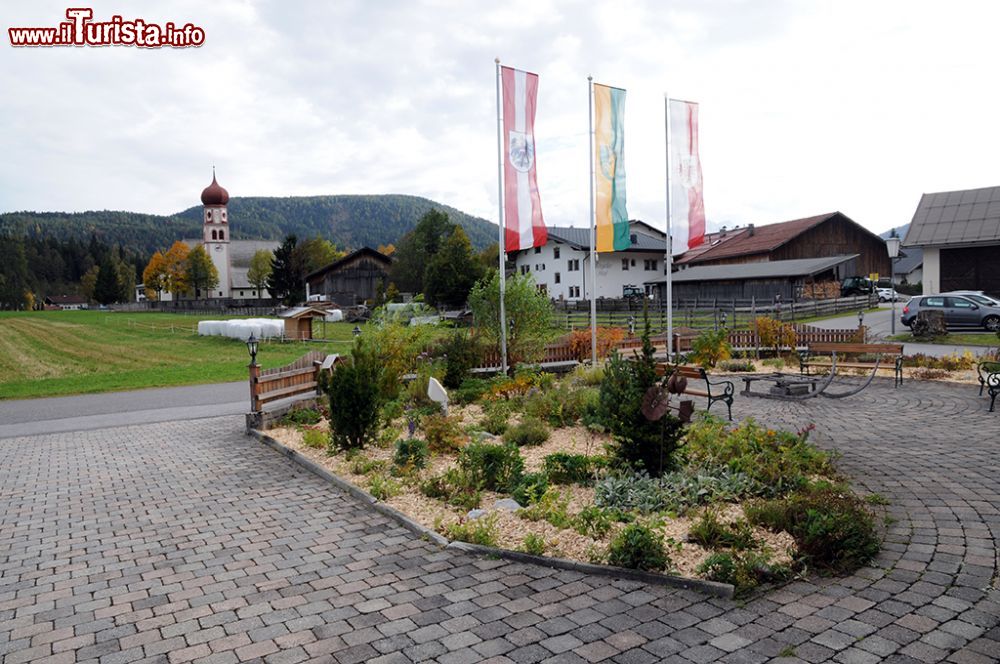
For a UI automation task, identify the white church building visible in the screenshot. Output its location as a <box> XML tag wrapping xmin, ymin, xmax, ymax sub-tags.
<box><xmin>176</xmin><ymin>172</ymin><xmax>279</xmax><ymax>300</ymax></box>
<box><xmin>510</xmin><ymin>220</ymin><xmax>669</xmax><ymax>301</ymax></box>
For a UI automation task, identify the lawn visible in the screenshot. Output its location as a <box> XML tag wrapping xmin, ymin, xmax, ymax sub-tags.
<box><xmin>0</xmin><ymin>310</ymin><xmax>356</xmax><ymax>399</ymax></box>
<box><xmin>890</xmin><ymin>331</ymin><xmax>1000</xmax><ymax>347</ymax></box>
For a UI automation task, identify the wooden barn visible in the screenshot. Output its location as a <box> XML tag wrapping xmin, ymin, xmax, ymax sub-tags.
<box><xmin>305</xmin><ymin>247</ymin><xmax>392</xmax><ymax>305</ymax></box>
<box><xmin>677</xmin><ymin>212</ymin><xmax>890</xmax><ymax>279</ymax></box>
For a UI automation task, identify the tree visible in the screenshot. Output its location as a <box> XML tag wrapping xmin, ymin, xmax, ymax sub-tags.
<box><xmin>0</xmin><ymin>236</ymin><xmax>30</xmax><ymax>310</ymax></box>
<box><xmin>94</xmin><ymin>257</ymin><xmax>121</xmax><ymax>305</ymax></box>
<box><xmin>142</xmin><ymin>251</ymin><xmax>169</xmax><ymax>301</ymax></box>
<box><xmin>295</xmin><ymin>237</ymin><xmax>345</xmax><ymax>274</ymax></box>
<box><xmin>163</xmin><ymin>241</ymin><xmax>191</xmax><ymax>298</ymax></box>
<box><xmin>268</xmin><ymin>235</ymin><xmax>306</xmax><ymax>305</ymax></box>
<box><xmin>112</xmin><ymin>248</ymin><xmax>136</xmax><ymax>303</ymax></box>
<box><xmin>477</xmin><ymin>242</ymin><xmax>500</xmax><ymax>274</ymax></box>
<box><xmin>377</xmin><ymin>243</ymin><xmax>396</xmax><ymax>256</ymax></box>
<box><xmin>185</xmin><ymin>245</ymin><xmax>220</xmax><ymax>299</ymax></box>
<box><xmin>80</xmin><ymin>265</ymin><xmax>99</xmax><ymax>302</ymax></box>
<box><xmin>424</xmin><ymin>226</ymin><xmax>483</xmax><ymax>307</ymax></box>
<box><xmin>390</xmin><ymin>209</ymin><xmax>455</xmax><ymax>293</ymax></box>
<box><xmin>468</xmin><ymin>271</ymin><xmax>553</xmax><ymax>366</ymax></box>
<box><xmin>247</xmin><ymin>249</ymin><xmax>273</xmax><ymax>298</ymax></box>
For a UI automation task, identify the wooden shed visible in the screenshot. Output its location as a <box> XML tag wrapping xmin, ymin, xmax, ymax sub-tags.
<box><xmin>279</xmin><ymin>306</ymin><xmax>329</xmax><ymax>340</ymax></box>
<box><xmin>306</xmin><ymin>247</ymin><xmax>393</xmax><ymax>305</ymax></box>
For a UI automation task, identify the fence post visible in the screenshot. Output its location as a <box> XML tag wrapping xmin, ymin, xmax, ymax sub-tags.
<box><xmin>249</xmin><ymin>362</ymin><xmax>261</xmax><ymax>413</ymax></box>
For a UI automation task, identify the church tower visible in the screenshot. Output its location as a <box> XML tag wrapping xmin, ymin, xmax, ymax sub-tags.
<box><xmin>201</xmin><ymin>170</ymin><xmax>231</xmax><ymax>298</ymax></box>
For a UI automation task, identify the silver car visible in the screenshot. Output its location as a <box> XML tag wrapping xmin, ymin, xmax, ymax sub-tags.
<box><xmin>901</xmin><ymin>294</ymin><xmax>1000</xmax><ymax>332</ymax></box>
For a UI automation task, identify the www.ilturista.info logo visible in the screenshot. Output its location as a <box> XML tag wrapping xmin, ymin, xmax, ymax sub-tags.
<box><xmin>8</xmin><ymin>8</ymin><xmax>205</xmax><ymax>48</ymax></box>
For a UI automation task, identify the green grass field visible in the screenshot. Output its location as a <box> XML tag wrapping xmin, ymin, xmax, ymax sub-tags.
<box><xmin>0</xmin><ymin>311</ymin><xmax>356</xmax><ymax>400</ymax></box>
<box><xmin>889</xmin><ymin>331</ymin><xmax>1000</xmax><ymax>347</ymax></box>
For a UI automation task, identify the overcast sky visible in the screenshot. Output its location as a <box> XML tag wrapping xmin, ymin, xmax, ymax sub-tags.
<box><xmin>3</xmin><ymin>0</ymin><xmax>1000</xmax><ymax>236</ymax></box>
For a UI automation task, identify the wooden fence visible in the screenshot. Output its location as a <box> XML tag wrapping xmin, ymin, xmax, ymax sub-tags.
<box><xmin>250</xmin><ymin>350</ymin><xmax>342</xmax><ymax>412</ymax></box>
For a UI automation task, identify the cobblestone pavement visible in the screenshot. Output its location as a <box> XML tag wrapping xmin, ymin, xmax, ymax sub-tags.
<box><xmin>3</xmin><ymin>379</ymin><xmax>1000</xmax><ymax>663</ymax></box>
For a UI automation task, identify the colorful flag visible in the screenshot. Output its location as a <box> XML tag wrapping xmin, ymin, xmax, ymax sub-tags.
<box><xmin>593</xmin><ymin>84</ymin><xmax>629</xmax><ymax>252</ymax></box>
<box><xmin>668</xmin><ymin>99</ymin><xmax>706</xmax><ymax>254</ymax></box>
<box><xmin>502</xmin><ymin>66</ymin><xmax>547</xmax><ymax>252</ymax></box>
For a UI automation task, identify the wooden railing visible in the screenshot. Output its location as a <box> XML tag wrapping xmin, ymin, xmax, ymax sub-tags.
<box><xmin>249</xmin><ymin>350</ymin><xmax>342</xmax><ymax>412</ymax></box>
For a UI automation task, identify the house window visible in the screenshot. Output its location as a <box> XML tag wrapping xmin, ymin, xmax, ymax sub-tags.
<box><xmin>630</xmin><ymin>234</ymin><xmax>637</xmax><ymax>243</ymax></box>
<box><xmin>535</xmin><ymin>264</ymin><xmax>545</xmax><ymax>271</ymax></box>
<box><xmin>554</xmin><ymin>273</ymin><xmax>560</xmax><ymax>284</ymax></box>
<box><xmin>553</xmin><ymin>247</ymin><xmax>560</xmax><ymax>259</ymax></box>
<box><xmin>219</xmin><ymin>230</ymin><xmax>224</xmax><ymax>240</ymax></box>
<box><xmin>567</xmin><ymin>259</ymin><xmax>580</xmax><ymax>271</ymax></box>
<box><xmin>569</xmin><ymin>286</ymin><xmax>581</xmax><ymax>298</ymax></box>
<box><xmin>644</xmin><ymin>259</ymin><xmax>657</xmax><ymax>271</ymax></box>
<box><xmin>221</xmin><ymin>210</ymin><xmax>227</xmax><ymax>222</ymax></box>
<box><xmin>622</xmin><ymin>258</ymin><xmax>629</xmax><ymax>271</ymax></box>
<box><xmin>211</xmin><ymin>230</ymin><xmax>217</xmax><ymax>240</ymax></box>
<box><xmin>239</xmin><ymin>291</ymin><xmax>244</xmax><ymax>297</ymax></box>
<box><xmin>205</xmin><ymin>211</ymin><xmax>211</xmax><ymax>222</ymax></box>
<box><xmin>534</xmin><ymin>246</ymin><xmax>541</xmax><ymax>254</ymax></box>
<box><xmin>520</xmin><ymin>265</ymin><xmax>530</xmax><ymax>275</ymax></box>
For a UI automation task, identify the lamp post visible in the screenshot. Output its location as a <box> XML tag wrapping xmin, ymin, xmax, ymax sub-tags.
<box><xmin>886</xmin><ymin>232</ymin><xmax>901</xmax><ymax>335</ymax></box>
<box><xmin>858</xmin><ymin>309</ymin><xmax>865</xmax><ymax>343</ymax></box>
<box><xmin>352</xmin><ymin>325</ymin><xmax>362</xmax><ymax>337</ymax></box>
<box><xmin>246</xmin><ymin>333</ymin><xmax>260</xmax><ymax>413</ymax></box>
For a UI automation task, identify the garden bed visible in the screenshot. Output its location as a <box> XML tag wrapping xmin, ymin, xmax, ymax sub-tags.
<box><xmin>265</xmin><ymin>356</ymin><xmax>882</xmax><ymax>596</ymax></box>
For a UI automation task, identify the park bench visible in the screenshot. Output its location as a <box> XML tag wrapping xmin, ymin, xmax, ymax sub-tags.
<box><xmin>655</xmin><ymin>363</ymin><xmax>735</xmax><ymax>420</ymax></box>
<box><xmin>977</xmin><ymin>361</ymin><xmax>1000</xmax><ymax>413</ymax></box>
<box><xmin>800</xmin><ymin>342</ymin><xmax>904</xmax><ymax>387</ymax></box>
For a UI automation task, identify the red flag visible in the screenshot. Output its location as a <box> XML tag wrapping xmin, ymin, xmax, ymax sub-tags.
<box><xmin>502</xmin><ymin>66</ymin><xmax>547</xmax><ymax>252</ymax></box>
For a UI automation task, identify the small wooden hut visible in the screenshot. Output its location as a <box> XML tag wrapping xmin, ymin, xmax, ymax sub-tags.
<box><xmin>279</xmin><ymin>306</ymin><xmax>329</xmax><ymax>340</ymax></box>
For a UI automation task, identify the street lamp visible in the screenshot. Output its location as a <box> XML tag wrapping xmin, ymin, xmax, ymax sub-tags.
<box><xmin>246</xmin><ymin>333</ymin><xmax>259</xmax><ymax>366</ymax></box>
<box><xmin>886</xmin><ymin>232</ymin><xmax>901</xmax><ymax>335</ymax></box>
<box><xmin>246</xmin><ymin>333</ymin><xmax>260</xmax><ymax>415</ymax></box>
<box><xmin>352</xmin><ymin>325</ymin><xmax>362</xmax><ymax>337</ymax></box>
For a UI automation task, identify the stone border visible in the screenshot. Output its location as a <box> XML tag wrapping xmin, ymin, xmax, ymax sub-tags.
<box><xmin>248</xmin><ymin>428</ymin><xmax>735</xmax><ymax>599</ymax></box>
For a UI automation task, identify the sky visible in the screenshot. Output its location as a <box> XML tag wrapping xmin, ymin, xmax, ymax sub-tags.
<box><xmin>3</xmin><ymin>0</ymin><xmax>1000</xmax><ymax>237</ymax></box>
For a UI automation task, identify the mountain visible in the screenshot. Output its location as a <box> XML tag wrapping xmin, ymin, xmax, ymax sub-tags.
<box><xmin>879</xmin><ymin>223</ymin><xmax>909</xmax><ymax>240</ymax></box>
<box><xmin>0</xmin><ymin>194</ymin><xmax>498</xmax><ymax>256</ymax></box>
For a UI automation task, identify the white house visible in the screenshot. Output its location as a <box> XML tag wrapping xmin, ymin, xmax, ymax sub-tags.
<box><xmin>510</xmin><ymin>220</ymin><xmax>668</xmax><ymax>301</ymax></box>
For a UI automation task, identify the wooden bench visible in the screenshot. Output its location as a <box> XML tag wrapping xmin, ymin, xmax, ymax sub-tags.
<box><xmin>977</xmin><ymin>361</ymin><xmax>1000</xmax><ymax>412</ymax></box>
<box><xmin>800</xmin><ymin>342</ymin><xmax>904</xmax><ymax>387</ymax></box>
<box><xmin>655</xmin><ymin>364</ymin><xmax>735</xmax><ymax>420</ymax></box>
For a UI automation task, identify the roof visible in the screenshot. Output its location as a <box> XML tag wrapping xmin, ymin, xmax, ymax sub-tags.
<box><xmin>45</xmin><ymin>295</ymin><xmax>87</xmax><ymax>305</ymax></box>
<box><xmin>680</xmin><ymin>213</ymin><xmax>839</xmax><ymax>264</ymax></box>
<box><xmin>545</xmin><ymin>225</ymin><xmax>666</xmax><ymax>252</ymax></box>
<box><xmin>645</xmin><ymin>254</ymin><xmax>858</xmax><ymax>284</ymax></box>
<box><xmin>674</xmin><ymin>227</ymin><xmax>750</xmax><ymax>265</ymax></box>
<box><xmin>180</xmin><ymin>239</ymin><xmax>280</xmax><ymax>268</ymax></box>
<box><xmin>893</xmin><ymin>247</ymin><xmax>923</xmax><ymax>275</ymax></box>
<box><xmin>903</xmin><ymin>186</ymin><xmax>1000</xmax><ymax>247</ymax></box>
<box><xmin>278</xmin><ymin>306</ymin><xmax>329</xmax><ymax>319</ymax></box>
<box><xmin>306</xmin><ymin>247</ymin><xmax>393</xmax><ymax>281</ymax></box>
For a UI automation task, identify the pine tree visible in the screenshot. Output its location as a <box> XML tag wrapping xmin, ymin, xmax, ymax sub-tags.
<box><xmin>93</xmin><ymin>258</ymin><xmax>120</xmax><ymax>305</ymax></box>
<box><xmin>424</xmin><ymin>226</ymin><xmax>483</xmax><ymax>307</ymax></box>
<box><xmin>268</xmin><ymin>235</ymin><xmax>305</xmax><ymax>305</ymax></box>
<box><xmin>390</xmin><ymin>209</ymin><xmax>455</xmax><ymax>293</ymax></box>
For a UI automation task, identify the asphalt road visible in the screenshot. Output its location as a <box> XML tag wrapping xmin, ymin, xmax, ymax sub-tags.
<box><xmin>0</xmin><ymin>380</ymin><xmax>249</xmax><ymax>439</ymax></box>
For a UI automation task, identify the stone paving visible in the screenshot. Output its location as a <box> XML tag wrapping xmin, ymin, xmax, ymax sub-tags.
<box><xmin>3</xmin><ymin>379</ymin><xmax>1000</xmax><ymax>663</ymax></box>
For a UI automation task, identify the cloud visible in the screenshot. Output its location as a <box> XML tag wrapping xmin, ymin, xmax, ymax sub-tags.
<box><xmin>2</xmin><ymin>0</ymin><xmax>1000</xmax><ymax>238</ymax></box>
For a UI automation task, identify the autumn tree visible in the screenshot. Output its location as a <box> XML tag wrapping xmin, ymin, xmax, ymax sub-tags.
<box><xmin>295</xmin><ymin>237</ymin><xmax>345</xmax><ymax>274</ymax></box>
<box><xmin>142</xmin><ymin>251</ymin><xmax>169</xmax><ymax>301</ymax></box>
<box><xmin>185</xmin><ymin>245</ymin><xmax>220</xmax><ymax>299</ymax></box>
<box><xmin>163</xmin><ymin>241</ymin><xmax>190</xmax><ymax>298</ymax></box>
<box><xmin>80</xmin><ymin>265</ymin><xmax>99</xmax><ymax>302</ymax></box>
<box><xmin>247</xmin><ymin>249</ymin><xmax>273</xmax><ymax>298</ymax></box>
<box><xmin>377</xmin><ymin>243</ymin><xmax>396</xmax><ymax>256</ymax></box>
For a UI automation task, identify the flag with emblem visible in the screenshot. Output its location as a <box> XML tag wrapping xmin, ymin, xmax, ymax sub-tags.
<box><xmin>501</xmin><ymin>66</ymin><xmax>547</xmax><ymax>252</ymax></box>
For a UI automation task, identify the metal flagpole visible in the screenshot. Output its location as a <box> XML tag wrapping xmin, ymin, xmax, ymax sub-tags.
<box><xmin>495</xmin><ymin>58</ymin><xmax>509</xmax><ymax>375</ymax></box>
<box><xmin>588</xmin><ymin>76</ymin><xmax>598</xmax><ymax>365</ymax></box>
<box><xmin>664</xmin><ymin>95</ymin><xmax>674</xmax><ymax>362</ymax></box>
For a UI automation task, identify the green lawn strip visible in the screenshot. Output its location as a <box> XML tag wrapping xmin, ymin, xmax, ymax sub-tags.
<box><xmin>889</xmin><ymin>332</ymin><xmax>999</xmax><ymax>347</ymax></box>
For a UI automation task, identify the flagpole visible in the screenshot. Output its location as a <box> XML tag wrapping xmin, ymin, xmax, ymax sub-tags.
<box><xmin>495</xmin><ymin>58</ymin><xmax>509</xmax><ymax>375</ymax></box>
<box><xmin>664</xmin><ymin>94</ymin><xmax>674</xmax><ymax>362</ymax></box>
<box><xmin>588</xmin><ymin>76</ymin><xmax>598</xmax><ymax>365</ymax></box>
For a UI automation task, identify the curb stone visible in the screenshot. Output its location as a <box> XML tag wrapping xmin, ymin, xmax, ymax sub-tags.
<box><xmin>249</xmin><ymin>428</ymin><xmax>735</xmax><ymax>598</ymax></box>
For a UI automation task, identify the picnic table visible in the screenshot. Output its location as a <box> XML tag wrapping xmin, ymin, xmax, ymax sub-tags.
<box><xmin>740</xmin><ymin>372</ymin><xmax>828</xmax><ymax>399</ymax></box>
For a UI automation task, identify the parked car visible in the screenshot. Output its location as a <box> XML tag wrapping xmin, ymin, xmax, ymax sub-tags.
<box><xmin>841</xmin><ymin>276</ymin><xmax>875</xmax><ymax>297</ymax></box>
<box><xmin>900</xmin><ymin>294</ymin><xmax>1000</xmax><ymax>331</ymax></box>
<box><xmin>942</xmin><ymin>290</ymin><xmax>1000</xmax><ymax>307</ymax></box>
<box><xmin>877</xmin><ymin>287</ymin><xmax>900</xmax><ymax>302</ymax></box>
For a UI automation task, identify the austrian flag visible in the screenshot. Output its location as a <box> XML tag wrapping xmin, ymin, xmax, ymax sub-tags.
<box><xmin>502</xmin><ymin>66</ymin><xmax>547</xmax><ymax>252</ymax></box>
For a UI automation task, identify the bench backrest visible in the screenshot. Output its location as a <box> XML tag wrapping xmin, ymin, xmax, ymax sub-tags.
<box><xmin>808</xmin><ymin>342</ymin><xmax>903</xmax><ymax>355</ymax></box>
<box><xmin>654</xmin><ymin>363</ymin><xmax>704</xmax><ymax>379</ymax></box>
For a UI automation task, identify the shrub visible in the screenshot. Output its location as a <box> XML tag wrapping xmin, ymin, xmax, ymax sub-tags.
<box><xmin>439</xmin><ymin>330</ymin><xmax>481</xmax><ymax>389</ymax></box>
<box><xmin>717</xmin><ymin>359</ymin><xmax>756</xmax><ymax>373</ymax></box>
<box><xmin>524</xmin><ymin>384</ymin><xmax>600</xmax><ymax>427</ymax></box>
<box><xmin>480</xmin><ymin>400</ymin><xmax>513</xmax><ymax>435</ymax></box>
<box><xmin>697</xmin><ymin>551</ymin><xmax>788</xmax><ymax>595</ymax></box>
<box><xmin>520</xmin><ymin>533</ymin><xmax>546</xmax><ymax>555</ymax></box>
<box><xmin>683</xmin><ymin>416</ymin><xmax>834</xmax><ymax>497</ymax></box>
<box><xmin>607</xmin><ymin>523</ymin><xmax>670</xmax><ymax>571</ymax></box>
<box><xmin>690</xmin><ymin>329</ymin><xmax>732</xmax><ymax>369</ymax></box>
<box><xmin>746</xmin><ymin>484</ymin><xmax>880</xmax><ymax>573</ymax></box>
<box><xmin>458</xmin><ymin>441</ymin><xmax>524</xmax><ymax>492</ymax></box>
<box><xmin>573</xmin><ymin>505</ymin><xmax>615</xmax><ymax>539</ymax></box>
<box><xmin>594</xmin><ymin>467</ymin><xmax>761</xmax><ymax>515</ymax></box>
<box><xmin>688</xmin><ymin>510</ymin><xmax>759</xmax><ymax>550</ymax></box>
<box><xmin>572</xmin><ymin>364</ymin><xmax>605</xmax><ymax>387</ymax></box>
<box><xmin>755</xmin><ymin>317</ymin><xmax>796</xmax><ymax>355</ymax></box>
<box><xmin>543</xmin><ymin>453</ymin><xmax>597</xmax><ymax>485</ymax></box>
<box><xmin>350</xmin><ymin>457</ymin><xmax>386</xmax><ymax>476</ymax></box>
<box><xmin>420</xmin><ymin>468</ymin><xmax>482</xmax><ymax>510</ymax></box>
<box><xmin>443</xmin><ymin>515</ymin><xmax>498</xmax><ymax>546</ymax></box>
<box><xmin>518</xmin><ymin>487</ymin><xmax>572</xmax><ymax>529</ymax></box>
<box><xmin>452</xmin><ymin>378</ymin><xmax>493</xmax><ymax>405</ymax></box>
<box><xmin>469</xmin><ymin>271</ymin><xmax>554</xmax><ymax>366</ymax></box>
<box><xmin>281</xmin><ymin>407</ymin><xmax>322</xmax><ymax>427</ymax></box>
<box><xmin>504</xmin><ymin>417</ymin><xmax>551</xmax><ymax>447</ymax></box>
<box><xmin>911</xmin><ymin>367</ymin><xmax>948</xmax><ymax>381</ymax></box>
<box><xmin>393</xmin><ymin>438</ymin><xmax>429</xmax><ymax>470</ymax></box>
<box><xmin>512</xmin><ymin>472</ymin><xmax>549</xmax><ymax>506</ymax></box>
<box><xmin>327</xmin><ymin>343</ymin><xmax>384</xmax><ymax>450</ymax></box>
<box><xmin>421</xmin><ymin>413</ymin><xmax>466</xmax><ymax>452</ymax></box>
<box><xmin>368</xmin><ymin>474</ymin><xmax>401</xmax><ymax>500</ymax></box>
<box><xmin>302</xmin><ymin>429</ymin><xmax>328</xmax><ymax>450</ymax></box>
<box><xmin>567</xmin><ymin>327</ymin><xmax>626</xmax><ymax>361</ymax></box>
<box><xmin>903</xmin><ymin>351</ymin><xmax>977</xmax><ymax>371</ymax></box>
<box><xmin>361</xmin><ymin>322</ymin><xmax>440</xmax><ymax>401</ymax></box>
